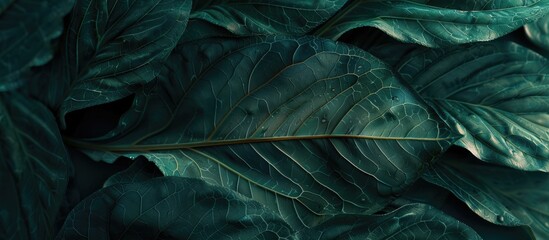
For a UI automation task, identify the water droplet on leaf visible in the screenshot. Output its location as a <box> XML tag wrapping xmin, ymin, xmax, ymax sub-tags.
<box><xmin>497</xmin><ymin>215</ymin><xmax>504</xmax><ymax>222</ymax></box>
<box><xmin>240</xmin><ymin>215</ymin><xmax>252</xmax><ymax>223</ymax></box>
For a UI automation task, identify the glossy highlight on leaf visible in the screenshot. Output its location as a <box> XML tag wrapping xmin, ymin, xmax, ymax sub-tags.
<box><xmin>189</xmin><ymin>0</ymin><xmax>348</xmax><ymax>37</ymax></box>
<box><xmin>314</xmin><ymin>0</ymin><xmax>549</xmax><ymax>47</ymax></box>
<box><xmin>0</xmin><ymin>93</ymin><xmax>70</xmax><ymax>239</ymax></box>
<box><xmin>423</xmin><ymin>153</ymin><xmax>522</xmax><ymax>227</ymax></box>
<box><xmin>525</xmin><ymin>14</ymin><xmax>549</xmax><ymax>55</ymax></box>
<box><xmin>3</xmin><ymin>0</ymin><xmax>549</xmax><ymax>238</ymax></box>
<box><xmin>57</xmin><ymin>0</ymin><xmax>192</xmax><ymax>127</ymax></box>
<box><xmin>0</xmin><ymin>0</ymin><xmax>74</xmax><ymax>91</ymax></box>
<box><xmin>57</xmin><ymin>176</ymin><xmax>295</xmax><ymax>239</ymax></box>
<box><xmin>372</xmin><ymin>41</ymin><xmax>549</xmax><ymax>171</ymax></box>
<box><xmin>67</xmin><ymin>35</ymin><xmax>457</xmax><ymax>229</ymax></box>
<box><xmin>424</xmin><ymin>151</ymin><xmax>549</xmax><ymax>240</ymax></box>
<box><xmin>304</xmin><ymin>203</ymin><xmax>482</xmax><ymax>240</ymax></box>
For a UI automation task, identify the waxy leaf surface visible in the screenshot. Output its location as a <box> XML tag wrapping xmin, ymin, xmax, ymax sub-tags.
<box><xmin>68</xmin><ymin>36</ymin><xmax>456</xmax><ymax>229</ymax></box>
<box><xmin>314</xmin><ymin>0</ymin><xmax>549</xmax><ymax>47</ymax></box>
<box><xmin>423</xmin><ymin>156</ymin><xmax>522</xmax><ymax>226</ymax></box>
<box><xmin>525</xmin><ymin>14</ymin><xmax>549</xmax><ymax>55</ymax></box>
<box><xmin>188</xmin><ymin>0</ymin><xmax>347</xmax><ymax>37</ymax></box>
<box><xmin>372</xmin><ymin>42</ymin><xmax>549</xmax><ymax>171</ymax></box>
<box><xmin>423</xmin><ymin>152</ymin><xmax>549</xmax><ymax>240</ymax></box>
<box><xmin>57</xmin><ymin>0</ymin><xmax>192</xmax><ymax>126</ymax></box>
<box><xmin>304</xmin><ymin>203</ymin><xmax>481</xmax><ymax>240</ymax></box>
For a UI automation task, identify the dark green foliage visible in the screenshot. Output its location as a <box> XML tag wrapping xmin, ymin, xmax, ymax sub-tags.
<box><xmin>0</xmin><ymin>0</ymin><xmax>74</xmax><ymax>90</ymax></box>
<box><xmin>371</xmin><ymin>41</ymin><xmax>549</xmax><ymax>171</ymax></box>
<box><xmin>1</xmin><ymin>0</ymin><xmax>548</xmax><ymax>239</ymax></box>
<box><xmin>0</xmin><ymin>93</ymin><xmax>70</xmax><ymax>239</ymax></box>
<box><xmin>304</xmin><ymin>203</ymin><xmax>482</xmax><ymax>240</ymax></box>
<box><xmin>57</xmin><ymin>176</ymin><xmax>295</xmax><ymax>239</ymax></box>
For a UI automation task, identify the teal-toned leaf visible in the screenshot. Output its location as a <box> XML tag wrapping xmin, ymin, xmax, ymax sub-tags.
<box><xmin>313</xmin><ymin>0</ymin><xmax>549</xmax><ymax>47</ymax></box>
<box><xmin>103</xmin><ymin>156</ymin><xmax>162</xmax><ymax>187</ymax></box>
<box><xmin>423</xmin><ymin>151</ymin><xmax>549</xmax><ymax>240</ymax></box>
<box><xmin>372</xmin><ymin>42</ymin><xmax>549</xmax><ymax>171</ymax></box>
<box><xmin>187</xmin><ymin>0</ymin><xmax>348</xmax><ymax>37</ymax></box>
<box><xmin>423</xmin><ymin>154</ymin><xmax>522</xmax><ymax>226</ymax></box>
<box><xmin>20</xmin><ymin>57</ymin><xmax>67</xmax><ymax>111</ymax></box>
<box><xmin>392</xmin><ymin>164</ymin><xmax>536</xmax><ymax>240</ymax></box>
<box><xmin>0</xmin><ymin>93</ymin><xmax>70</xmax><ymax>239</ymax></box>
<box><xmin>303</xmin><ymin>203</ymin><xmax>482</xmax><ymax>240</ymax></box>
<box><xmin>0</xmin><ymin>0</ymin><xmax>74</xmax><ymax>91</ymax></box>
<box><xmin>180</xmin><ymin>19</ymin><xmax>235</xmax><ymax>44</ymax></box>
<box><xmin>67</xmin><ymin>35</ymin><xmax>457</xmax><ymax>229</ymax></box>
<box><xmin>57</xmin><ymin>0</ymin><xmax>192</xmax><ymax>126</ymax></box>
<box><xmin>397</xmin><ymin>178</ymin><xmax>452</xmax><ymax>210</ymax></box>
<box><xmin>56</xmin><ymin>176</ymin><xmax>295</xmax><ymax>239</ymax></box>
<box><xmin>525</xmin><ymin>14</ymin><xmax>549</xmax><ymax>55</ymax></box>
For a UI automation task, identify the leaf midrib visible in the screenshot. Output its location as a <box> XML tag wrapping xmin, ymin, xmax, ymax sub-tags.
<box><xmin>64</xmin><ymin>134</ymin><xmax>453</xmax><ymax>152</ymax></box>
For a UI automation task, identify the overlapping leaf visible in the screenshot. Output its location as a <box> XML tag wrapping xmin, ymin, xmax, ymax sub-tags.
<box><xmin>525</xmin><ymin>14</ymin><xmax>549</xmax><ymax>55</ymax></box>
<box><xmin>103</xmin><ymin>156</ymin><xmax>162</xmax><ymax>187</ymax></box>
<box><xmin>0</xmin><ymin>93</ymin><xmax>70</xmax><ymax>239</ymax></box>
<box><xmin>55</xmin><ymin>0</ymin><xmax>192</xmax><ymax>126</ymax></box>
<box><xmin>313</xmin><ymin>0</ymin><xmax>549</xmax><ymax>47</ymax></box>
<box><xmin>57</xmin><ymin>176</ymin><xmax>295</xmax><ymax>239</ymax></box>
<box><xmin>423</xmin><ymin>153</ymin><xmax>522</xmax><ymax>227</ymax></box>
<box><xmin>67</xmin><ymin>35</ymin><xmax>457</xmax><ymax>229</ymax></box>
<box><xmin>423</xmin><ymin>151</ymin><xmax>549</xmax><ymax>240</ymax></box>
<box><xmin>303</xmin><ymin>203</ymin><xmax>482</xmax><ymax>239</ymax></box>
<box><xmin>372</xmin><ymin>42</ymin><xmax>549</xmax><ymax>171</ymax></box>
<box><xmin>0</xmin><ymin>0</ymin><xmax>74</xmax><ymax>91</ymax></box>
<box><xmin>187</xmin><ymin>0</ymin><xmax>347</xmax><ymax>38</ymax></box>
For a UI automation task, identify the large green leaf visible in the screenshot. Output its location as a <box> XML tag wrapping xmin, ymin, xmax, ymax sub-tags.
<box><xmin>423</xmin><ymin>151</ymin><xmax>549</xmax><ymax>240</ymax></box>
<box><xmin>525</xmin><ymin>14</ymin><xmax>549</xmax><ymax>55</ymax></box>
<box><xmin>188</xmin><ymin>0</ymin><xmax>347</xmax><ymax>37</ymax></box>
<box><xmin>55</xmin><ymin>0</ymin><xmax>191</xmax><ymax>126</ymax></box>
<box><xmin>57</xmin><ymin>176</ymin><xmax>295</xmax><ymax>239</ymax></box>
<box><xmin>0</xmin><ymin>0</ymin><xmax>74</xmax><ymax>91</ymax></box>
<box><xmin>303</xmin><ymin>203</ymin><xmax>482</xmax><ymax>239</ymax></box>
<box><xmin>313</xmin><ymin>0</ymin><xmax>549</xmax><ymax>47</ymax></box>
<box><xmin>371</xmin><ymin>42</ymin><xmax>549</xmax><ymax>171</ymax></box>
<box><xmin>66</xmin><ymin>35</ymin><xmax>457</xmax><ymax>229</ymax></box>
<box><xmin>423</xmin><ymin>153</ymin><xmax>522</xmax><ymax>227</ymax></box>
<box><xmin>0</xmin><ymin>93</ymin><xmax>70</xmax><ymax>239</ymax></box>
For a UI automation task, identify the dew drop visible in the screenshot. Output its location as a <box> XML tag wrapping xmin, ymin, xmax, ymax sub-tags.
<box><xmin>331</xmin><ymin>88</ymin><xmax>336</xmax><ymax>92</ymax></box>
<box><xmin>321</xmin><ymin>118</ymin><xmax>327</xmax><ymax>123</ymax></box>
<box><xmin>240</xmin><ymin>215</ymin><xmax>252</xmax><ymax>223</ymax></box>
<box><xmin>360</xmin><ymin>197</ymin><xmax>366</xmax><ymax>202</ymax></box>
<box><xmin>497</xmin><ymin>215</ymin><xmax>504</xmax><ymax>223</ymax></box>
<box><xmin>391</xmin><ymin>96</ymin><xmax>399</xmax><ymax>101</ymax></box>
